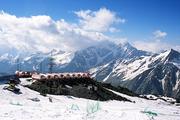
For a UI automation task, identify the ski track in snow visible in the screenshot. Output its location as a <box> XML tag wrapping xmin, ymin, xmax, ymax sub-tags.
<box><xmin>0</xmin><ymin>84</ymin><xmax>180</xmax><ymax>120</ymax></box>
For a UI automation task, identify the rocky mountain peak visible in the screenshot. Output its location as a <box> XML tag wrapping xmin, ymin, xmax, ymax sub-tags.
<box><xmin>165</xmin><ymin>49</ymin><xmax>180</xmax><ymax>62</ymax></box>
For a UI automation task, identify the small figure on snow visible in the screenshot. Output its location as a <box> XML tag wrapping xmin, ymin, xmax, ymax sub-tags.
<box><xmin>49</xmin><ymin>97</ymin><xmax>53</xmax><ymax>102</ymax></box>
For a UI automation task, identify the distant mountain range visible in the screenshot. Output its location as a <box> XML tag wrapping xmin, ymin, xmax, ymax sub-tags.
<box><xmin>0</xmin><ymin>41</ymin><xmax>179</xmax><ymax>99</ymax></box>
<box><xmin>0</xmin><ymin>41</ymin><xmax>148</xmax><ymax>74</ymax></box>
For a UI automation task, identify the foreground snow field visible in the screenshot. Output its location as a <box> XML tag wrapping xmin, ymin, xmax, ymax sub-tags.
<box><xmin>0</xmin><ymin>84</ymin><xmax>180</xmax><ymax>120</ymax></box>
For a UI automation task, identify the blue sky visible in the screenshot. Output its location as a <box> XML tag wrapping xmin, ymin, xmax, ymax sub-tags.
<box><xmin>0</xmin><ymin>0</ymin><xmax>180</xmax><ymax>53</ymax></box>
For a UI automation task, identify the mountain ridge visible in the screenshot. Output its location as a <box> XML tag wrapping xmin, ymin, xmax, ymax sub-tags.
<box><xmin>90</xmin><ymin>48</ymin><xmax>180</xmax><ymax>99</ymax></box>
<box><xmin>0</xmin><ymin>41</ymin><xmax>180</xmax><ymax>99</ymax></box>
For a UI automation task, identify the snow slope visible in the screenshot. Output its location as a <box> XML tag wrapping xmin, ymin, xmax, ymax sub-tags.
<box><xmin>90</xmin><ymin>49</ymin><xmax>180</xmax><ymax>99</ymax></box>
<box><xmin>91</xmin><ymin>50</ymin><xmax>175</xmax><ymax>82</ymax></box>
<box><xmin>0</xmin><ymin>83</ymin><xmax>179</xmax><ymax>120</ymax></box>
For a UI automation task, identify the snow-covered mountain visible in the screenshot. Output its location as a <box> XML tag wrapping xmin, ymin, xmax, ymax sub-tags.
<box><xmin>0</xmin><ymin>41</ymin><xmax>180</xmax><ymax>99</ymax></box>
<box><xmin>60</xmin><ymin>41</ymin><xmax>148</xmax><ymax>72</ymax></box>
<box><xmin>91</xmin><ymin>49</ymin><xmax>180</xmax><ymax>99</ymax></box>
<box><xmin>0</xmin><ymin>49</ymin><xmax>74</xmax><ymax>75</ymax></box>
<box><xmin>0</xmin><ymin>41</ymin><xmax>148</xmax><ymax>74</ymax></box>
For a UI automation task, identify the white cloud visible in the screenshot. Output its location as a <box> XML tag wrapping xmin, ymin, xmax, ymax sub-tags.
<box><xmin>0</xmin><ymin>9</ymin><xmax>124</xmax><ymax>55</ymax></box>
<box><xmin>133</xmin><ymin>40</ymin><xmax>171</xmax><ymax>53</ymax></box>
<box><xmin>109</xmin><ymin>27</ymin><xmax>120</xmax><ymax>33</ymax></box>
<box><xmin>74</xmin><ymin>8</ymin><xmax>125</xmax><ymax>32</ymax></box>
<box><xmin>134</xmin><ymin>40</ymin><xmax>180</xmax><ymax>53</ymax></box>
<box><xmin>133</xmin><ymin>30</ymin><xmax>180</xmax><ymax>53</ymax></box>
<box><xmin>153</xmin><ymin>30</ymin><xmax>167</xmax><ymax>39</ymax></box>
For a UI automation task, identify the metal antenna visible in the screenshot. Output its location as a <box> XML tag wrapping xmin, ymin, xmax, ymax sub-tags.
<box><xmin>39</xmin><ymin>61</ymin><xmax>43</xmax><ymax>73</ymax></box>
<box><xmin>16</xmin><ymin>57</ymin><xmax>20</xmax><ymax>71</ymax></box>
<box><xmin>48</xmin><ymin>51</ymin><xmax>54</xmax><ymax>73</ymax></box>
